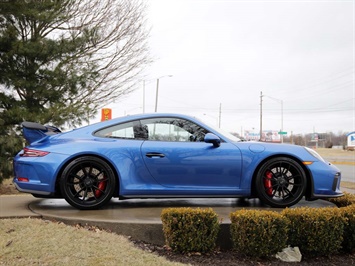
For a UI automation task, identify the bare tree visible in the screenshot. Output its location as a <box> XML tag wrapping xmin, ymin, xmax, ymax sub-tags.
<box><xmin>0</xmin><ymin>0</ymin><xmax>151</xmax><ymax>127</ymax></box>
<box><xmin>58</xmin><ymin>0</ymin><xmax>151</xmax><ymax>110</ymax></box>
<box><xmin>0</xmin><ymin>0</ymin><xmax>151</xmax><ymax>181</ymax></box>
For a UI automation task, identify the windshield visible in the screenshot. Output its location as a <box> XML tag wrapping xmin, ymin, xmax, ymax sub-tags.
<box><xmin>195</xmin><ymin>116</ymin><xmax>241</xmax><ymax>142</ymax></box>
<box><xmin>216</xmin><ymin>127</ymin><xmax>241</xmax><ymax>142</ymax></box>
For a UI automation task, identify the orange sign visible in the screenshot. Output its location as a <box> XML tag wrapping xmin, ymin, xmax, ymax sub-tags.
<box><xmin>101</xmin><ymin>108</ymin><xmax>112</xmax><ymax>121</ymax></box>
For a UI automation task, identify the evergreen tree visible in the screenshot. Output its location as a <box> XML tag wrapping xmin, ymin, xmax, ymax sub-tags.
<box><xmin>0</xmin><ymin>0</ymin><xmax>150</xmax><ymax>183</ymax></box>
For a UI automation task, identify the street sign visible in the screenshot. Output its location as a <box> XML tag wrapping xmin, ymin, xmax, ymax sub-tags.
<box><xmin>278</xmin><ymin>131</ymin><xmax>287</xmax><ymax>135</ymax></box>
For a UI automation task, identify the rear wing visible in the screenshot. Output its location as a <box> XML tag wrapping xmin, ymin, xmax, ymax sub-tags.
<box><xmin>22</xmin><ymin>122</ymin><xmax>61</xmax><ymax>144</ymax></box>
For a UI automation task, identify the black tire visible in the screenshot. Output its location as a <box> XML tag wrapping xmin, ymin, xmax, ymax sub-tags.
<box><xmin>255</xmin><ymin>157</ymin><xmax>307</xmax><ymax>208</ymax></box>
<box><xmin>60</xmin><ymin>156</ymin><xmax>116</xmax><ymax>210</ymax></box>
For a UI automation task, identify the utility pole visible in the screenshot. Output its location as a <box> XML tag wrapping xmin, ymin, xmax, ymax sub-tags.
<box><xmin>154</xmin><ymin>78</ymin><xmax>160</xmax><ymax>112</ymax></box>
<box><xmin>143</xmin><ymin>80</ymin><xmax>145</xmax><ymax>113</ymax></box>
<box><xmin>219</xmin><ymin>103</ymin><xmax>222</xmax><ymax>128</ymax></box>
<box><xmin>154</xmin><ymin>75</ymin><xmax>173</xmax><ymax>112</ymax></box>
<box><xmin>260</xmin><ymin>91</ymin><xmax>263</xmax><ymax>141</ymax></box>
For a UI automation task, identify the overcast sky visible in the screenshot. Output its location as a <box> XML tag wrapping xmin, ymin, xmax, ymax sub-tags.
<box><xmin>99</xmin><ymin>0</ymin><xmax>354</xmax><ymax>136</ymax></box>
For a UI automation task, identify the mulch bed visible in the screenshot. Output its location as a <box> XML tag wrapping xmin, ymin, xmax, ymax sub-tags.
<box><xmin>131</xmin><ymin>239</ymin><xmax>355</xmax><ymax>266</ymax></box>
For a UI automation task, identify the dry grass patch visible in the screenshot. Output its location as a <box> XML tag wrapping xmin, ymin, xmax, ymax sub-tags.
<box><xmin>341</xmin><ymin>181</ymin><xmax>355</xmax><ymax>190</ymax></box>
<box><xmin>316</xmin><ymin>148</ymin><xmax>355</xmax><ymax>158</ymax></box>
<box><xmin>0</xmin><ymin>178</ymin><xmax>19</xmax><ymax>195</ymax></box>
<box><xmin>0</xmin><ymin>218</ymin><xmax>185</xmax><ymax>266</ymax></box>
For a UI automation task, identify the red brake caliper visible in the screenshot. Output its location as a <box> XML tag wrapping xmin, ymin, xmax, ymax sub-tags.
<box><xmin>264</xmin><ymin>171</ymin><xmax>273</xmax><ymax>196</ymax></box>
<box><xmin>95</xmin><ymin>179</ymin><xmax>107</xmax><ymax>198</ymax></box>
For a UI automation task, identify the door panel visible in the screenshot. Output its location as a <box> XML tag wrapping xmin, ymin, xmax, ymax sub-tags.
<box><xmin>141</xmin><ymin>141</ymin><xmax>242</xmax><ymax>189</ymax></box>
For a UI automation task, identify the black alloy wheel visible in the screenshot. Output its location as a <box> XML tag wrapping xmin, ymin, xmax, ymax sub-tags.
<box><xmin>255</xmin><ymin>157</ymin><xmax>307</xmax><ymax>208</ymax></box>
<box><xmin>60</xmin><ymin>156</ymin><xmax>116</xmax><ymax>210</ymax></box>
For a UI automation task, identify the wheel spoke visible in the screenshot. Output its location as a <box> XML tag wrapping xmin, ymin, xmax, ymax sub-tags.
<box><xmin>79</xmin><ymin>164</ymin><xmax>87</xmax><ymax>176</ymax></box>
<box><xmin>289</xmin><ymin>182</ymin><xmax>303</xmax><ymax>187</ymax></box>
<box><xmin>83</xmin><ymin>188</ymin><xmax>89</xmax><ymax>200</ymax></box>
<box><xmin>73</xmin><ymin>187</ymin><xmax>85</xmax><ymax>198</ymax></box>
<box><xmin>294</xmin><ymin>183</ymin><xmax>303</xmax><ymax>187</ymax></box>
<box><xmin>265</xmin><ymin>168</ymin><xmax>278</xmax><ymax>181</ymax></box>
<box><xmin>69</xmin><ymin>172</ymin><xmax>84</xmax><ymax>180</ymax></box>
<box><xmin>271</xmin><ymin>166</ymin><xmax>280</xmax><ymax>176</ymax></box>
<box><xmin>286</xmin><ymin>187</ymin><xmax>294</xmax><ymax>197</ymax></box>
<box><xmin>282</xmin><ymin>164</ymin><xmax>291</xmax><ymax>175</ymax></box>
<box><xmin>89</xmin><ymin>187</ymin><xmax>97</xmax><ymax>200</ymax></box>
<box><xmin>286</xmin><ymin>174</ymin><xmax>301</xmax><ymax>181</ymax></box>
<box><xmin>100</xmin><ymin>177</ymin><xmax>109</xmax><ymax>182</ymax></box>
<box><xmin>66</xmin><ymin>179</ymin><xmax>82</xmax><ymax>186</ymax></box>
<box><xmin>282</xmin><ymin>187</ymin><xmax>294</xmax><ymax>199</ymax></box>
<box><xmin>281</xmin><ymin>188</ymin><xmax>286</xmax><ymax>198</ymax></box>
<box><xmin>278</xmin><ymin>165</ymin><xmax>282</xmax><ymax>175</ymax></box>
<box><xmin>262</xmin><ymin>175</ymin><xmax>274</xmax><ymax>182</ymax></box>
<box><xmin>94</xmin><ymin>169</ymin><xmax>104</xmax><ymax>177</ymax></box>
<box><xmin>271</xmin><ymin>187</ymin><xmax>278</xmax><ymax>197</ymax></box>
<box><xmin>88</xmin><ymin>164</ymin><xmax>93</xmax><ymax>176</ymax></box>
<box><xmin>93</xmin><ymin>185</ymin><xmax>106</xmax><ymax>196</ymax></box>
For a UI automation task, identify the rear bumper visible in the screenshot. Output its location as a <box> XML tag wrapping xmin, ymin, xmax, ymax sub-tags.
<box><xmin>13</xmin><ymin>180</ymin><xmax>52</xmax><ymax>195</ymax></box>
<box><xmin>13</xmin><ymin>152</ymin><xmax>69</xmax><ymax>196</ymax></box>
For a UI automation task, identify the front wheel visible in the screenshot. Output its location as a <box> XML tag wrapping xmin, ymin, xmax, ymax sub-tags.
<box><xmin>60</xmin><ymin>156</ymin><xmax>116</xmax><ymax>210</ymax></box>
<box><xmin>255</xmin><ymin>157</ymin><xmax>307</xmax><ymax>208</ymax></box>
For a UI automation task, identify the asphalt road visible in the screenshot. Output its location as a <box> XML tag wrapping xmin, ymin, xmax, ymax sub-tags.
<box><xmin>335</xmin><ymin>164</ymin><xmax>355</xmax><ymax>183</ymax></box>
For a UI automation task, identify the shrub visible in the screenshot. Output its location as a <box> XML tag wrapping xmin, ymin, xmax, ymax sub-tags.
<box><xmin>341</xmin><ymin>204</ymin><xmax>355</xmax><ymax>252</ymax></box>
<box><xmin>229</xmin><ymin>209</ymin><xmax>289</xmax><ymax>258</ymax></box>
<box><xmin>161</xmin><ymin>207</ymin><xmax>220</xmax><ymax>253</ymax></box>
<box><xmin>282</xmin><ymin>207</ymin><xmax>345</xmax><ymax>256</ymax></box>
<box><xmin>326</xmin><ymin>192</ymin><xmax>355</xmax><ymax>207</ymax></box>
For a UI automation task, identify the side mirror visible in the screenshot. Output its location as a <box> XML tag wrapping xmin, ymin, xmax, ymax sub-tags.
<box><xmin>204</xmin><ymin>133</ymin><xmax>221</xmax><ymax>147</ymax></box>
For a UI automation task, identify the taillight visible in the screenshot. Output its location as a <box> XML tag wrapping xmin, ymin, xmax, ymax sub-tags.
<box><xmin>17</xmin><ymin>177</ymin><xmax>29</xmax><ymax>182</ymax></box>
<box><xmin>20</xmin><ymin>147</ymin><xmax>49</xmax><ymax>157</ymax></box>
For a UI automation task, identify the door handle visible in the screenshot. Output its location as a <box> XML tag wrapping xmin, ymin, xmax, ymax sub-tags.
<box><xmin>145</xmin><ymin>152</ymin><xmax>165</xmax><ymax>158</ymax></box>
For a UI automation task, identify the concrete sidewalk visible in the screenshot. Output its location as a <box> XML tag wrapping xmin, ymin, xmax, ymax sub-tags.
<box><xmin>2</xmin><ymin>192</ymin><xmax>350</xmax><ymax>220</ymax></box>
<box><xmin>1</xmin><ymin>185</ymin><xmax>353</xmax><ymax>220</ymax></box>
<box><xmin>0</xmin><ymin>195</ymin><xmax>41</xmax><ymax>219</ymax></box>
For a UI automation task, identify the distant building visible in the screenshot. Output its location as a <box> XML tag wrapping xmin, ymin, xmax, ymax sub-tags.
<box><xmin>346</xmin><ymin>131</ymin><xmax>355</xmax><ymax>151</ymax></box>
<box><xmin>244</xmin><ymin>130</ymin><xmax>281</xmax><ymax>142</ymax></box>
<box><xmin>244</xmin><ymin>130</ymin><xmax>260</xmax><ymax>141</ymax></box>
<box><xmin>261</xmin><ymin>130</ymin><xmax>281</xmax><ymax>142</ymax></box>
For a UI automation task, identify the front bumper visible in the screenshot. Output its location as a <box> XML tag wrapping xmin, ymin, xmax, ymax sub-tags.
<box><xmin>308</xmin><ymin>161</ymin><xmax>343</xmax><ymax>199</ymax></box>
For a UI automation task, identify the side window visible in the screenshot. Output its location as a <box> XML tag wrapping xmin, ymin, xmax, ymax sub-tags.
<box><xmin>94</xmin><ymin>122</ymin><xmax>136</xmax><ymax>139</ymax></box>
<box><xmin>140</xmin><ymin>118</ymin><xmax>208</xmax><ymax>142</ymax></box>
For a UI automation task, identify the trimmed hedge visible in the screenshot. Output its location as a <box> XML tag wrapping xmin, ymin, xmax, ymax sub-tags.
<box><xmin>341</xmin><ymin>204</ymin><xmax>355</xmax><ymax>252</ymax></box>
<box><xmin>327</xmin><ymin>192</ymin><xmax>355</xmax><ymax>207</ymax></box>
<box><xmin>160</xmin><ymin>193</ymin><xmax>355</xmax><ymax>256</ymax></box>
<box><xmin>229</xmin><ymin>209</ymin><xmax>289</xmax><ymax>257</ymax></box>
<box><xmin>282</xmin><ymin>207</ymin><xmax>345</xmax><ymax>256</ymax></box>
<box><xmin>161</xmin><ymin>207</ymin><xmax>220</xmax><ymax>253</ymax></box>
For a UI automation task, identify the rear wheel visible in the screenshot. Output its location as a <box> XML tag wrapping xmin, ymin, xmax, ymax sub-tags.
<box><xmin>60</xmin><ymin>156</ymin><xmax>116</xmax><ymax>210</ymax></box>
<box><xmin>255</xmin><ymin>157</ymin><xmax>307</xmax><ymax>208</ymax></box>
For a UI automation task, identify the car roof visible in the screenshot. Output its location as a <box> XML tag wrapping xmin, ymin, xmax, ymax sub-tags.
<box><xmin>89</xmin><ymin>113</ymin><xmax>199</xmax><ymax>130</ymax></box>
<box><xmin>63</xmin><ymin>113</ymin><xmax>203</xmax><ymax>137</ymax></box>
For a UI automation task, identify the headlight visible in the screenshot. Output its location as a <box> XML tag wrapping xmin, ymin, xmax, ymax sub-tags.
<box><xmin>304</xmin><ymin>147</ymin><xmax>326</xmax><ymax>163</ymax></box>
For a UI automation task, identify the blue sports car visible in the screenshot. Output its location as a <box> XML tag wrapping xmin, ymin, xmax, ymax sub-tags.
<box><xmin>13</xmin><ymin>113</ymin><xmax>343</xmax><ymax>210</ymax></box>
